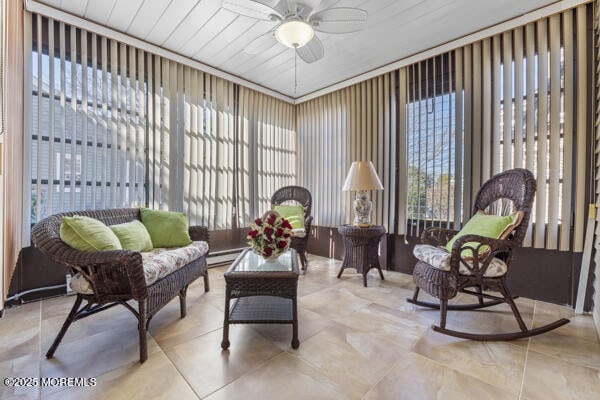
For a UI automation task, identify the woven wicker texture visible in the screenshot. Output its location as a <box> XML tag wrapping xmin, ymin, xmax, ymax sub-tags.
<box><xmin>31</xmin><ymin>208</ymin><xmax>210</xmax><ymax>363</ymax></box>
<box><xmin>229</xmin><ymin>296</ymin><xmax>294</xmax><ymax>323</ymax></box>
<box><xmin>407</xmin><ymin>169</ymin><xmax>561</xmax><ymax>340</ymax></box>
<box><xmin>222</xmin><ymin>248</ymin><xmax>299</xmax><ymax>349</ymax></box>
<box><xmin>337</xmin><ymin>225</ymin><xmax>386</xmax><ymax>287</ymax></box>
<box><xmin>271</xmin><ymin>186</ymin><xmax>313</xmax><ymax>271</ymax></box>
<box><xmin>412</xmin><ymin>261</ymin><xmax>458</xmax><ymax>299</ymax></box>
<box><xmin>413</xmin><ymin>169</ymin><xmax>535</xmax><ymax>298</ymax></box>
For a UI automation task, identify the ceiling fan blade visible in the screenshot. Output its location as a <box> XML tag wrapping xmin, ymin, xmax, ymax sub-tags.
<box><xmin>309</xmin><ymin>7</ymin><xmax>367</xmax><ymax>34</ymax></box>
<box><xmin>296</xmin><ymin>35</ymin><xmax>324</xmax><ymax>63</ymax></box>
<box><xmin>284</xmin><ymin>0</ymin><xmax>297</xmax><ymax>14</ymax></box>
<box><xmin>244</xmin><ymin>30</ymin><xmax>279</xmax><ymax>54</ymax></box>
<box><xmin>274</xmin><ymin>0</ymin><xmax>309</xmax><ymax>18</ymax></box>
<box><xmin>275</xmin><ymin>0</ymin><xmax>320</xmax><ymax>18</ymax></box>
<box><xmin>221</xmin><ymin>0</ymin><xmax>282</xmax><ymax>20</ymax></box>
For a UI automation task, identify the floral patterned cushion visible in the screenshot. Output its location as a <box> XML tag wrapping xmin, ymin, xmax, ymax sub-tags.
<box><xmin>413</xmin><ymin>244</ymin><xmax>507</xmax><ymax>278</ymax></box>
<box><xmin>142</xmin><ymin>241</ymin><xmax>209</xmax><ymax>285</ymax></box>
<box><xmin>69</xmin><ymin>241</ymin><xmax>209</xmax><ymax>294</ymax></box>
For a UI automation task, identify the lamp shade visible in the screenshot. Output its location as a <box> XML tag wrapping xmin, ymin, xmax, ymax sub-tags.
<box><xmin>275</xmin><ymin>20</ymin><xmax>314</xmax><ymax>48</ymax></box>
<box><xmin>342</xmin><ymin>161</ymin><xmax>383</xmax><ymax>191</ymax></box>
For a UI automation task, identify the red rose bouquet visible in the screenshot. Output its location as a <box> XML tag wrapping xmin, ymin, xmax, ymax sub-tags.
<box><xmin>247</xmin><ymin>211</ymin><xmax>293</xmax><ymax>260</ymax></box>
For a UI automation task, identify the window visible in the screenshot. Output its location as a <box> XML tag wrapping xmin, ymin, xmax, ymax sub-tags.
<box><xmin>27</xmin><ymin>15</ymin><xmax>297</xmax><ymax>235</ymax></box>
<box><xmin>406</xmin><ymin>54</ymin><xmax>456</xmax><ymax>235</ymax></box>
<box><xmin>30</xmin><ymin>16</ymin><xmax>148</xmax><ymax>225</ymax></box>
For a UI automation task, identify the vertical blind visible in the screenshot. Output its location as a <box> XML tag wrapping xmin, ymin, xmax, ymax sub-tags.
<box><xmin>3</xmin><ymin>0</ymin><xmax>25</xmax><ymax>306</ymax></box>
<box><xmin>26</xmin><ymin>14</ymin><xmax>296</xmax><ymax>238</ymax></box>
<box><xmin>297</xmin><ymin>4</ymin><xmax>592</xmax><ymax>251</ymax></box>
<box><xmin>405</xmin><ymin>53</ymin><xmax>456</xmax><ymax>238</ymax></box>
<box><xmin>146</xmin><ymin>59</ymin><xmax>237</xmax><ymax>230</ymax></box>
<box><xmin>454</xmin><ymin>5</ymin><xmax>589</xmax><ymax>251</ymax></box>
<box><xmin>404</xmin><ymin>6</ymin><xmax>589</xmax><ymax>250</ymax></box>
<box><xmin>24</xmin><ymin>5</ymin><xmax>594</xmax><ymax>253</ymax></box>
<box><xmin>238</xmin><ymin>86</ymin><xmax>296</xmax><ymax>224</ymax></box>
<box><xmin>30</xmin><ymin>16</ymin><xmax>146</xmax><ymax>225</ymax></box>
<box><xmin>592</xmin><ymin>0</ymin><xmax>600</xmax><ymax>323</ymax></box>
<box><xmin>297</xmin><ymin>72</ymin><xmax>403</xmax><ymax>234</ymax></box>
<box><xmin>297</xmin><ymin>90</ymin><xmax>350</xmax><ymax>228</ymax></box>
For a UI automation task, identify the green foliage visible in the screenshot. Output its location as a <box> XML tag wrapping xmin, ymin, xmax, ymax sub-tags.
<box><xmin>407</xmin><ymin>169</ymin><xmax>455</xmax><ymax>221</ymax></box>
<box><xmin>407</xmin><ymin>166</ymin><xmax>431</xmax><ymax>219</ymax></box>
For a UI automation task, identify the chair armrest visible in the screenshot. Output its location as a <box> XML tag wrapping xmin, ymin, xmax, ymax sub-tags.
<box><xmin>35</xmin><ymin>240</ymin><xmax>147</xmax><ymax>300</ymax></box>
<box><xmin>448</xmin><ymin>234</ymin><xmax>517</xmax><ymax>275</ymax></box>
<box><xmin>450</xmin><ymin>234</ymin><xmax>517</xmax><ymax>256</ymax></box>
<box><xmin>420</xmin><ymin>227</ymin><xmax>459</xmax><ymax>247</ymax></box>
<box><xmin>189</xmin><ymin>225</ymin><xmax>210</xmax><ymax>243</ymax></box>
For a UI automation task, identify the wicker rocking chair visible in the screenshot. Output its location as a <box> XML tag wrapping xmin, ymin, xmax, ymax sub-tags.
<box><xmin>271</xmin><ymin>186</ymin><xmax>313</xmax><ymax>271</ymax></box>
<box><xmin>407</xmin><ymin>168</ymin><xmax>569</xmax><ymax>340</ymax></box>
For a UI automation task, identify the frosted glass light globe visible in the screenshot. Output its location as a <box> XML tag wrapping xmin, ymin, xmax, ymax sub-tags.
<box><xmin>275</xmin><ymin>20</ymin><xmax>314</xmax><ymax>48</ymax></box>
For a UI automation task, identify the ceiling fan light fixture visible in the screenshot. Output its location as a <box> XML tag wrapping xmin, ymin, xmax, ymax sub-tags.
<box><xmin>275</xmin><ymin>20</ymin><xmax>314</xmax><ymax>48</ymax></box>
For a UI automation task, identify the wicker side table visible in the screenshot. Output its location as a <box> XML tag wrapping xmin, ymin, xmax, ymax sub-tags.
<box><xmin>337</xmin><ymin>225</ymin><xmax>386</xmax><ymax>287</ymax></box>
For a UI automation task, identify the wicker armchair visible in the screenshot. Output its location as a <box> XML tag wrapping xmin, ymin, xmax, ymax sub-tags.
<box><xmin>271</xmin><ymin>186</ymin><xmax>313</xmax><ymax>271</ymax></box>
<box><xmin>31</xmin><ymin>208</ymin><xmax>210</xmax><ymax>363</ymax></box>
<box><xmin>408</xmin><ymin>169</ymin><xmax>569</xmax><ymax>340</ymax></box>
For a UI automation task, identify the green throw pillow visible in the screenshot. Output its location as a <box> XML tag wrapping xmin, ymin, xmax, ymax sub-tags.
<box><xmin>272</xmin><ymin>204</ymin><xmax>305</xmax><ymax>229</ymax></box>
<box><xmin>445</xmin><ymin>211</ymin><xmax>523</xmax><ymax>258</ymax></box>
<box><xmin>110</xmin><ymin>220</ymin><xmax>153</xmax><ymax>252</ymax></box>
<box><xmin>60</xmin><ymin>215</ymin><xmax>122</xmax><ymax>252</ymax></box>
<box><xmin>140</xmin><ymin>208</ymin><xmax>192</xmax><ymax>248</ymax></box>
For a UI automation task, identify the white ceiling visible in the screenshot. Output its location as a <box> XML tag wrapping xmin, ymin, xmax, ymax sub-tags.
<box><xmin>35</xmin><ymin>0</ymin><xmax>563</xmax><ymax>98</ymax></box>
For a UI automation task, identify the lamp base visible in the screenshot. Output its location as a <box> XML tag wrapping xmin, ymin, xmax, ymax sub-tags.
<box><xmin>353</xmin><ymin>191</ymin><xmax>372</xmax><ymax>227</ymax></box>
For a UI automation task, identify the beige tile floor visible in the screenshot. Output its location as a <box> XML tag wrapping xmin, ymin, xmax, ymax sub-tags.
<box><xmin>1</xmin><ymin>254</ymin><xmax>599</xmax><ymax>400</ymax></box>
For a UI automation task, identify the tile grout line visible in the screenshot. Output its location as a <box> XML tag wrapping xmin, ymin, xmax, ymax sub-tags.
<box><xmin>412</xmin><ymin>333</ymin><xmax>521</xmax><ymax>395</ymax></box>
<box><xmin>41</xmin><ymin>296</ymin><xmax>220</xmax><ymax>400</ymax></box>
<box><xmin>247</xmin><ymin>305</ymin><xmax>337</xmax><ymax>346</ymax></box>
<box><xmin>39</xmin><ymin>300</ymin><xmax>151</xmax><ymax>399</ymax></box>
<box><xmin>517</xmin><ymin>301</ymin><xmax>535</xmax><ymax>400</ymax></box>
<box><xmin>153</xmin><ymin>323</ymin><xmax>224</xmax><ymax>352</ymax></box>
<box><xmin>362</xmin><ymin>333</ymin><xmax>523</xmax><ymax>400</ymax></box>
<box><xmin>159</xmin><ymin>339</ymin><xmax>203</xmax><ymax>400</ymax></box>
<box><xmin>280</xmin><ymin>350</ymin><xmax>361</xmax><ymax>398</ymax></box>
<box><xmin>11</xmin><ymin>256</ymin><xmax>598</xmax><ymax>399</ymax></box>
<box><xmin>158</xmin><ymin>299</ymin><xmax>288</xmax><ymax>399</ymax></box>
<box><xmin>361</xmin><ymin>355</ymin><xmax>406</xmax><ymax>400</ymax></box>
<box><xmin>149</xmin><ymin>294</ymin><xmax>228</xmax><ymax>400</ymax></box>
<box><xmin>195</xmin><ymin>351</ymin><xmax>290</xmax><ymax>399</ymax></box>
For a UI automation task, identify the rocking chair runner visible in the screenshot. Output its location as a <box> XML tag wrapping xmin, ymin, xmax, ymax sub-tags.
<box><xmin>407</xmin><ymin>168</ymin><xmax>569</xmax><ymax>340</ymax></box>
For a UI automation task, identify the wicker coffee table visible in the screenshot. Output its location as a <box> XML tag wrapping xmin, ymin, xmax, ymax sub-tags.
<box><xmin>221</xmin><ymin>248</ymin><xmax>299</xmax><ymax>349</ymax></box>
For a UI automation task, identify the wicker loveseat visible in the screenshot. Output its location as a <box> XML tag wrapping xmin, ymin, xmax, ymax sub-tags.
<box><xmin>31</xmin><ymin>208</ymin><xmax>210</xmax><ymax>363</ymax></box>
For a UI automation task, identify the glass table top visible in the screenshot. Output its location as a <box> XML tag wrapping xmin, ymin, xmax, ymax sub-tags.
<box><xmin>232</xmin><ymin>249</ymin><xmax>295</xmax><ymax>272</ymax></box>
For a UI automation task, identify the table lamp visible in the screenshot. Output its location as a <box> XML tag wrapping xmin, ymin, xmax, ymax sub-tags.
<box><xmin>342</xmin><ymin>161</ymin><xmax>383</xmax><ymax>227</ymax></box>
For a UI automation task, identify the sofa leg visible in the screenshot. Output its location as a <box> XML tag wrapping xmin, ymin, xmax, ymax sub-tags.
<box><xmin>46</xmin><ymin>294</ymin><xmax>83</xmax><ymax>359</ymax></box>
<box><xmin>179</xmin><ymin>287</ymin><xmax>188</xmax><ymax>319</ymax></box>
<box><xmin>203</xmin><ymin>270</ymin><xmax>210</xmax><ymax>292</ymax></box>
<box><xmin>138</xmin><ymin>300</ymin><xmax>148</xmax><ymax>363</ymax></box>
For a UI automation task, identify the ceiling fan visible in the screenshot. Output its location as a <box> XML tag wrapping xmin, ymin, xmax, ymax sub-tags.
<box><xmin>222</xmin><ymin>0</ymin><xmax>368</xmax><ymax>63</ymax></box>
